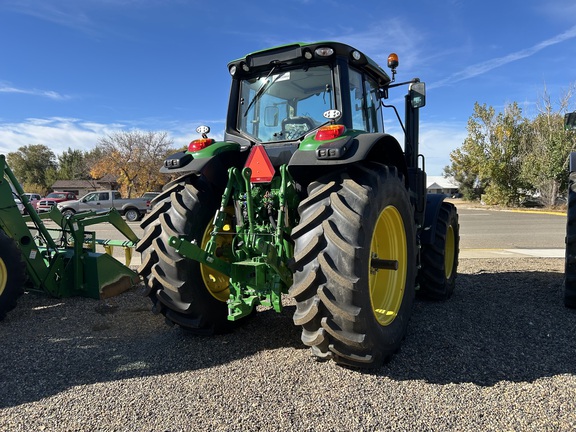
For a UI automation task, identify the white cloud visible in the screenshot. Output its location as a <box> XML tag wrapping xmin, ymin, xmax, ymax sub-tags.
<box><xmin>0</xmin><ymin>116</ymin><xmax>224</xmax><ymax>156</ymax></box>
<box><xmin>0</xmin><ymin>117</ymin><xmax>122</xmax><ymax>155</ymax></box>
<box><xmin>1</xmin><ymin>1</ymin><xmax>97</xmax><ymax>34</ymax></box>
<box><xmin>335</xmin><ymin>18</ymin><xmax>424</xmax><ymax>70</ymax></box>
<box><xmin>0</xmin><ymin>83</ymin><xmax>71</xmax><ymax>100</ymax></box>
<box><xmin>430</xmin><ymin>24</ymin><xmax>576</xmax><ymax>89</ymax></box>
<box><xmin>385</xmin><ymin>119</ymin><xmax>467</xmax><ymax>176</ymax></box>
<box><xmin>419</xmin><ymin>122</ymin><xmax>467</xmax><ymax>176</ymax></box>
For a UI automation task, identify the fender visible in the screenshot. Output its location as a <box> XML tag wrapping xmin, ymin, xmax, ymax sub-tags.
<box><xmin>160</xmin><ymin>141</ymin><xmax>243</xmax><ymax>174</ymax></box>
<box><xmin>289</xmin><ymin>132</ymin><xmax>408</xmax><ymax>182</ymax></box>
<box><xmin>160</xmin><ymin>142</ymin><xmax>247</xmax><ymax>189</ymax></box>
<box><xmin>420</xmin><ymin>194</ymin><xmax>446</xmax><ymax>245</ymax></box>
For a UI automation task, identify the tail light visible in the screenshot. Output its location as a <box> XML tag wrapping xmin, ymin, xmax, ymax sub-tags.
<box><xmin>315</xmin><ymin>124</ymin><xmax>345</xmax><ymax>141</ymax></box>
<box><xmin>188</xmin><ymin>138</ymin><xmax>215</xmax><ymax>152</ymax></box>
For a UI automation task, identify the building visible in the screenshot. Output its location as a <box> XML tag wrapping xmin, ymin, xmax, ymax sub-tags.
<box><xmin>426</xmin><ymin>176</ymin><xmax>459</xmax><ymax>196</ymax></box>
<box><xmin>50</xmin><ymin>175</ymin><xmax>118</xmax><ymax>198</ymax></box>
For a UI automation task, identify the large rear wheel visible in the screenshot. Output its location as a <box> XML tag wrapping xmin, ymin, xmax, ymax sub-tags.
<box><xmin>0</xmin><ymin>229</ymin><xmax>26</xmax><ymax>321</ymax></box>
<box><xmin>136</xmin><ymin>176</ymin><xmax>232</xmax><ymax>333</ymax></box>
<box><xmin>418</xmin><ymin>202</ymin><xmax>459</xmax><ymax>300</ymax></box>
<box><xmin>290</xmin><ymin>164</ymin><xmax>416</xmax><ymax>368</ymax></box>
<box><xmin>565</xmin><ymin>171</ymin><xmax>576</xmax><ymax>308</ymax></box>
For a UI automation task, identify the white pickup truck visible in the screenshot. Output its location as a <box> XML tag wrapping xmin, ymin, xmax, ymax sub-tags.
<box><xmin>57</xmin><ymin>190</ymin><xmax>150</xmax><ymax>221</ymax></box>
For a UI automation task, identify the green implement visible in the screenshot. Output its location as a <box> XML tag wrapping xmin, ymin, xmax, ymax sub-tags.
<box><xmin>0</xmin><ymin>154</ymin><xmax>141</xmax><ymax>320</ymax></box>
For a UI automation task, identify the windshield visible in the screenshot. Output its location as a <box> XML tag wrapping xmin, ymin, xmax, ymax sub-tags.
<box><xmin>238</xmin><ymin>65</ymin><xmax>334</xmax><ymax>143</ymax></box>
<box><xmin>47</xmin><ymin>193</ymin><xmax>66</xmax><ymax>199</ymax></box>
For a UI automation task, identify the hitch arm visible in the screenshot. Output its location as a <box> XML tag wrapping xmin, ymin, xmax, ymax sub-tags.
<box><xmin>168</xmin><ymin>236</ymin><xmax>231</xmax><ymax>276</ymax></box>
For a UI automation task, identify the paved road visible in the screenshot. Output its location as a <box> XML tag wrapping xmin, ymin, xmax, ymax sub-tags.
<box><xmin>453</xmin><ymin>202</ymin><xmax>566</xmax><ymax>258</ymax></box>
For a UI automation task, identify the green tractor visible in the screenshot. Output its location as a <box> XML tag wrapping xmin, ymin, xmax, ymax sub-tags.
<box><xmin>137</xmin><ymin>42</ymin><xmax>459</xmax><ymax>368</ymax></box>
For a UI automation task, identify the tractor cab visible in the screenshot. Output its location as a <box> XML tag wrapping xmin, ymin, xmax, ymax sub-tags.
<box><xmin>225</xmin><ymin>42</ymin><xmax>393</xmax><ymax>148</ymax></box>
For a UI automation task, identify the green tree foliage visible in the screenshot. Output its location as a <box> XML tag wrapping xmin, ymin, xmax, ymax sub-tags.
<box><xmin>58</xmin><ymin>148</ymin><xmax>90</xmax><ymax>180</ymax></box>
<box><xmin>6</xmin><ymin>144</ymin><xmax>57</xmax><ymax>194</ymax></box>
<box><xmin>443</xmin><ymin>147</ymin><xmax>483</xmax><ymax>200</ymax></box>
<box><xmin>520</xmin><ymin>86</ymin><xmax>576</xmax><ymax>206</ymax></box>
<box><xmin>445</xmin><ymin>102</ymin><xmax>530</xmax><ymax>206</ymax></box>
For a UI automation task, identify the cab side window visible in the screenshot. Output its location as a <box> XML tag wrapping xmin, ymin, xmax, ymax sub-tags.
<box><xmin>348</xmin><ymin>68</ymin><xmax>383</xmax><ymax>133</ymax></box>
<box><xmin>365</xmin><ymin>77</ymin><xmax>383</xmax><ymax>133</ymax></box>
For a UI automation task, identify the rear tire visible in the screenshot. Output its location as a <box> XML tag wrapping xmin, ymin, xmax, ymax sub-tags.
<box><xmin>565</xmin><ymin>171</ymin><xmax>576</xmax><ymax>308</ymax></box>
<box><xmin>418</xmin><ymin>202</ymin><xmax>459</xmax><ymax>300</ymax></box>
<box><xmin>0</xmin><ymin>229</ymin><xmax>26</xmax><ymax>321</ymax></box>
<box><xmin>136</xmin><ymin>176</ymin><xmax>231</xmax><ymax>333</ymax></box>
<box><xmin>290</xmin><ymin>164</ymin><xmax>416</xmax><ymax>368</ymax></box>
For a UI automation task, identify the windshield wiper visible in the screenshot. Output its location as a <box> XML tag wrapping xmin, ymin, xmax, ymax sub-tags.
<box><xmin>243</xmin><ymin>65</ymin><xmax>279</xmax><ymax>117</ymax></box>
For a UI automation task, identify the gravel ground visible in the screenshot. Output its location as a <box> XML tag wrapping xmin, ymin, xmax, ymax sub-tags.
<box><xmin>1</xmin><ymin>258</ymin><xmax>575</xmax><ymax>431</ymax></box>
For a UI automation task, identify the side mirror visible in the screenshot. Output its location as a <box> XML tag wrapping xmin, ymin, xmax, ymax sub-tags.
<box><xmin>409</xmin><ymin>82</ymin><xmax>426</xmax><ymax>109</ymax></box>
<box><xmin>565</xmin><ymin>112</ymin><xmax>576</xmax><ymax>130</ymax></box>
<box><xmin>264</xmin><ymin>106</ymin><xmax>279</xmax><ymax>127</ymax></box>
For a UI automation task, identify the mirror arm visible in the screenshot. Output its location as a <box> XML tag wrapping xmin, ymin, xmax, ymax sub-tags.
<box><xmin>386</xmin><ymin>77</ymin><xmax>420</xmax><ymax>89</ymax></box>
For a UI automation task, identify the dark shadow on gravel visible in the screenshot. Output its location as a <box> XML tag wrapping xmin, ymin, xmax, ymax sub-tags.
<box><xmin>1</xmin><ymin>260</ymin><xmax>575</xmax><ymax>408</ymax></box>
<box><xmin>0</xmin><ymin>287</ymin><xmax>303</xmax><ymax>409</ymax></box>
<box><xmin>379</xmin><ymin>265</ymin><xmax>576</xmax><ymax>386</ymax></box>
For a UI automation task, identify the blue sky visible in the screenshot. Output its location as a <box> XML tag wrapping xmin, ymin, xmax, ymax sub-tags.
<box><xmin>1</xmin><ymin>0</ymin><xmax>575</xmax><ymax>175</ymax></box>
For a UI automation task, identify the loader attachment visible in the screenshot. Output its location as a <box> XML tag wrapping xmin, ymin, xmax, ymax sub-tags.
<box><xmin>0</xmin><ymin>154</ymin><xmax>141</xmax><ymax>302</ymax></box>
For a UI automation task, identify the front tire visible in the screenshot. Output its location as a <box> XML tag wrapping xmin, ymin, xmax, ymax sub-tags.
<box><xmin>0</xmin><ymin>229</ymin><xmax>26</xmax><ymax>321</ymax></box>
<box><xmin>136</xmin><ymin>176</ymin><xmax>232</xmax><ymax>333</ymax></box>
<box><xmin>290</xmin><ymin>164</ymin><xmax>416</xmax><ymax>368</ymax></box>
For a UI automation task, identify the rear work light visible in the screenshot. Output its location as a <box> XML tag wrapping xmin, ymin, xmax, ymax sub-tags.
<box><xmin>315</xmin><ymin>124</ymin><xmax>345</xmax><ymax>141</ymax></box>
<box><xmin>188</xmin><ymin>138</ymin><xmax>214</xmax><ymax>152</ymax></box>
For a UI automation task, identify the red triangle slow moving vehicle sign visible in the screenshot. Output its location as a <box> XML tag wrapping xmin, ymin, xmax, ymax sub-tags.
<box><xmin>245</xmin><ymin>145</ymin><xmax>275</xmax><ymax>183</ymax></box>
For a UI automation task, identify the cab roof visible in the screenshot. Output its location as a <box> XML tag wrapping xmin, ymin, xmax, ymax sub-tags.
<box><xmin>228</xmin><ymin>41</ymin><xmax>392</xmax><ymax>86</ymax></box>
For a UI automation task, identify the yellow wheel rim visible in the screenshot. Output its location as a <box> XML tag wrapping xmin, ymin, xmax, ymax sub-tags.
<box><xmin>200</xmin><ymin>211</ymin><xmax>232</xmax><ymax>302</ymax></box>
<box><xmin>0</xmin><ymin>258</ymin><xmax>7</xmax><ymax>297</ymax></box>
<box><xmin>369</xmin><ymin>205</ymin><xmax>407</xmax><ymax>326</ymax></box>
<box><xmin>445</xmin><ymin>224</ymin><xmax>455</xmax><ymax>279</ymax></box>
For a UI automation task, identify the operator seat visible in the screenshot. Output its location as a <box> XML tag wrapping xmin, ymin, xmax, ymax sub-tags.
<box><xmin>281</xmin><ymin>116</ymin><xmax>315</xmax><ymax>140</ymax></box>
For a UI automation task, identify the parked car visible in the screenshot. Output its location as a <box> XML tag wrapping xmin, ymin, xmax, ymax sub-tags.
<box><xmin>23</xmin><ymin>193</ymin><xmax>42</xmax><ymax>202</ymax></box>
<box><xmin>43</xmin><ymin>191</ymin><xmax>77</xmax><ymax>204</ymax></box>
<box><xmin>36</xmin><ymin>198</ymin><xmax>59</xmax><ymax>213</ymax></box>
<box><xmin>140</xmin><ymin>191</ymin><xmax>161</xmax><ymax>210</ymax></box>
<box><xmin>57</xmin><ymin>190</ymin><xmax>150</xmax><ymax>222</ymax></box>
<box><xmin>21</xmin><ymin>193</ymin><xmax>42</xmax><ymax>213</ymax></box>
<box><xmin>140</xmin><ymin>191</ymin><xmax>161</xmax><ymax>200</ymax></box>
<box><xmin>12</xmin><ymin>193</ymin><xmax>25</xmax><ymax>215</ymax></box>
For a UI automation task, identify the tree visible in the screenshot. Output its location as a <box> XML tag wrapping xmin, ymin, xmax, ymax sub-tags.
<box><xmin>6</xmin><ymin>144</ymin><xmax>57</xmax><ymax>194</ymax></box>
<box><xmin>443</xmin><ymin>147</ymin><xmax>484</xmax><ymax>200</ymax></box>
<box><xmin>444</xmin><ymin>102</ymin><xmax>530</xmax><ymax>206</ymax></box>
<box><xmin>90</xmin><ymin>130</ymin><xmax>175</xmax><ymax>197</ymax></box>
<box><xmin>483</xmin><ymin>102</ymin><xmax>531</xmax><ymax>205</ymax></box>
<box><xmin>520</xmin><ymin>84</ymin><xmax>576</xmax><ymax>206</ymax></box>
<box><xmin>58</xmin><ymin>148</ymin><xmax>90</xmax><ymax>180</ymax></box>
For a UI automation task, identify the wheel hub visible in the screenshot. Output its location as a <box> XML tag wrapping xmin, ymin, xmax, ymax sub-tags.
<box><xmin>445</xmin><ymin>225</ymin><xmax>455</xmax><ymax>279</ymax></box>
<box><xmin>369</xmin><ymin>205</ymin><xmax>407</xmax><ymax>326</ymax></box>
<box><xmin>200</xmin><ymin>213</ymin><xmax>233</xmax><ymax>302</ymax></box>
<box><xmin>0</xmin><ymin>258</ymin><xmax>6</xmax><ymax>296</ymax></box>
